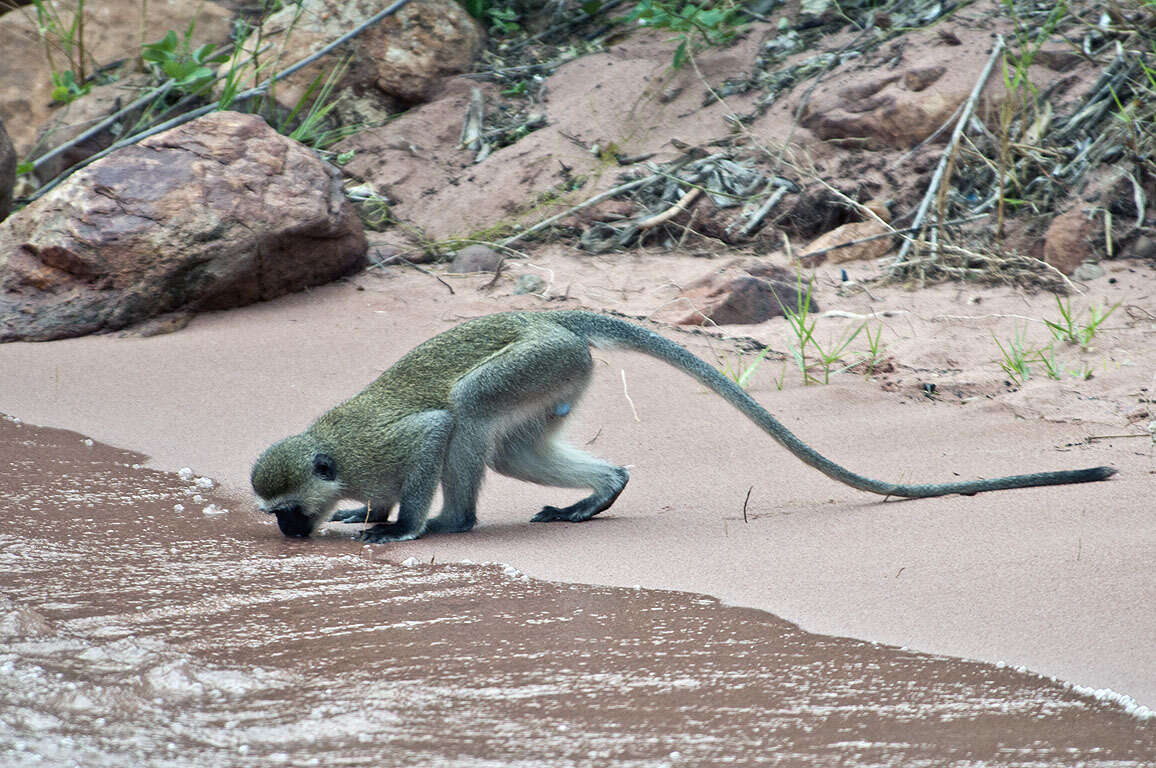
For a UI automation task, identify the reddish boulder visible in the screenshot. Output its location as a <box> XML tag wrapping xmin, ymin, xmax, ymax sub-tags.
<box><xmin>0</xmin><ymin>111</ymin><xmax>366</xmax><ymax>342</ymax></box>
<box><xmin>228</xmin><ymin>0</ymin><xmax>484</xmax><ymax>112</ymax></box>
<box><xmin>798</xmin><ymin>29</ymin><xmax>1003</xmax><ymax>149</ymax></box>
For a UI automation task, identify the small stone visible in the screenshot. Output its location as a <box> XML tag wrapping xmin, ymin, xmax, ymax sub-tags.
<box><xmin>514</xmin><ymin>274</ymin><xmax>546</xmax><ymax>295</ymax></box>
<box><xmin>1072</xmin><ymin>261</ymin><xmax>1105</xmax><ymax>282</ymax></box>
<box><xmin>1133</xmin><ymin>235</ymin><xmax>1156</xmax><ymax>261</ymax></box>
<box><xmin>450</xmin><ymin>244</ymin><xmax>501</xmax><ymax>273</ymax></box>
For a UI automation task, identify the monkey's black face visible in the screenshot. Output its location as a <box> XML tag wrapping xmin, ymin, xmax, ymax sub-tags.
<box><xmin>271</xmin><ymin>505</ymin><xmax>313</xmax><ymax>538</ymax></box>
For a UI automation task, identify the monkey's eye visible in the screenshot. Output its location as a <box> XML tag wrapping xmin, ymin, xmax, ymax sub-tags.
<box><xmin>312</xmin><ymin>453</ymin><xmax>337</xmax><ymax>481</ymax></box>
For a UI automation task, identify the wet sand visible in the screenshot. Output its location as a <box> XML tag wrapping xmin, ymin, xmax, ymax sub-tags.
<box><xmin>2</xmin><ymin>416</ymin><xmax>1154</xmax><ymax>766</ymax></box>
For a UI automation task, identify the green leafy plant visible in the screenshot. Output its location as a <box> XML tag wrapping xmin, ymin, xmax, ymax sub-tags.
<box><xmin>1043</xmin><ymin>294</ymin><xmax>1081</xmax><ymax>345</ymax></box>
<box><xmin>502</xmin><ymin>80</ymin><xmax>529</xmax><ymax>97</ymax></box>
<box><xmin>486</xmin><ymin>6</ymin><xmax>522</xmax><ymax>34</ymax></box>
<box><xmin>779</xmin><ymin>274</ymin><xmax>817</xmax><ymax>384</ymax></box>
<box><xmin>1043</xmin><ymin>295</ymin><xmax>1120</xmax><ymax>347</ymax></box>
<box><xmin>772</xmin><ymin>360</ymin><xmax>787</xmax><ymax>391</ymax></box>
<box><xmin>719</xmin><ymin>346</ymin><xmax>772</xmax><ymax>389</ymax></box>
<box><xmin>621</xmin><ymin>0</ymin><xmax>746</xmax><ymax>69</ymax></box>
<box><xmin>460</xmin><ymin>0</ymin><xmax>486</xmax><ymax>18</ymax></box>
<box><xmin>281</xmin><ymin>57</ymin><xmax>358</xmax><ymax>149</ymax></box>
<box><xmin>31</xmin><ymin>0</ymin><xmax>91</xmax><ymax>103</ymax></box>
<box><xmin>776</xmin><ymin>275</ymin><xmax>868</xmax><ymax>386</ymax></box>
<box><xmin>861</xmin><ymin>322</ymin><xmax>887</xmax><ymax>376</ymax></box>
<box><xmin>50</xmin><ymin>69</ymin><xmax>90</xmax><ymax>103</ymax></box>
<box><xmin>1072</xmin><ymin>362</ymin><xmax>1094</xmax><ymax>381</ymax></box>
<box><xmin>142</xmin><ymin>25</ymin><xmax>230</xmax><ymax>96</ymax></box>
<box><xmin>350</xmin><ymin>190</ymin><xmax>396</xmax><ymax>231</ymax></box>
<box><xmin>1076</xmin><ymin>301</ymin><xmax>1118</xmax><ymax>343</ymax></box>
<box><xmin>216</xmin><ymin>24</ymin><xmax>271</xmax><ymax>111</ymax></box>
<box><xmin>459</xmin><ymin>0</ymin><xmax>523</xmax><ymax>33</ymax></box>
<box><xmin>810</xmin><ymin>323</ymin><xmax>866</xmax><ymax>385</ymax></box>
<box><xmin>993</xmin><ymin>326</ymin><xmax>1032</xmax><ymax>385</ymax></box>
<box><xmin>1035</xmin><ymin>342</ymin><xmax>1061</xmax><ymax>381</ymax></box>
<box><xmin>994</xmin><ymin>0</ymin><xmax>1067</xmax><ymax>238</ymax></box>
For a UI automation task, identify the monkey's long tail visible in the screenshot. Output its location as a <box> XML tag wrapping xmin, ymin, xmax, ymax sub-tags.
<box><xmin>552</xmin><ymin>311</ymin><xmax>1117</xmax><ymax>498</ymax></box>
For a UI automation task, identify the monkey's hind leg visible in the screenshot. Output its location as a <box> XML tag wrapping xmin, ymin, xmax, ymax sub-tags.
<box><xmin>532</xmin><ymin>465</ymin><xmax>629</xmax><ymax>522</ymax></box>
<box><xmin>429</xmin><ymin>326</ymin><xmax>601</xmax><ymax>532</ymax></box>
<box><xmin>494</xmin><ymin>436</ymin><xmax>630</xmax><ymax>523</ymax></box>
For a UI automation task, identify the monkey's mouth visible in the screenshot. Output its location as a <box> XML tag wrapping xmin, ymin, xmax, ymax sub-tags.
<box><xmin>271</xmin><ymin>505</ymin><xmax>313</xmax><ymax>538</ymax></box>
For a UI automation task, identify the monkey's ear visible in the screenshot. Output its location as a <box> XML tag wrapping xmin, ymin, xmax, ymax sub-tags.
<box><xmin>312</xmin><ymin>453</ymin><xmax>337</xmax><ymax>481</ymax></box>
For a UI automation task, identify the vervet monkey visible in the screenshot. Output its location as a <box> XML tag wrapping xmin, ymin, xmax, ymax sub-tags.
<box><xmin>252</xmin><ymin>311</ymin><xmax>1116</xmax><ymax>540</ymax></box>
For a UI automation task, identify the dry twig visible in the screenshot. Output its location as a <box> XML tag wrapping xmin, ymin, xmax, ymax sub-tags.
<box><xmin>893</xmin><ymin>35</ymin><xmax>1005</xmax><ymax>267</ymax></box>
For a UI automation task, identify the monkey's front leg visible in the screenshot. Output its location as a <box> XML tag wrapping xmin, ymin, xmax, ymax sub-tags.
<box><xmin>357</xmin><ymin>493</ymin><xmax>430</xmax><ymax>542</ymax></box>
<box><xmin>356</xmin><ymin>411</ymin><xmax>451</xmax><ymax>544</ymax></box>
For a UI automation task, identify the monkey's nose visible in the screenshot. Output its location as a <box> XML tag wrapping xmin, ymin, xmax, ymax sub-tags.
<box><xmin>273</xmin><ymin>505</ymin><xmax>312</xmax><ymax>537</ymax></box>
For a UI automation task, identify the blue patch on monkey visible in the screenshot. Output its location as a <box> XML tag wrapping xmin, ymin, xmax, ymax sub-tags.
<box><xmin>554</xmin><ymin>401</ymin><xmax>571</xmax><ymax>417</ymax></box>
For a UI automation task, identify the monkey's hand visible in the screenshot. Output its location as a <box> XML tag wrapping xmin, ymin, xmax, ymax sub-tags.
<box><xmin>330</xmin><ymin>506</ymin><xmax>369</xmax><ymax>523</ymax></box>
<box><xmin>357</xmin><ymin>523</ymin><xmax>422</xmax><ymax>543</ymax></box>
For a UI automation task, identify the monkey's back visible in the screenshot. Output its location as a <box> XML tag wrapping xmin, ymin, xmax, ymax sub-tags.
<box><xmin>340</xmin><ymin>313</ymin><xmax>536</xmax><ymax>418</ymax></box>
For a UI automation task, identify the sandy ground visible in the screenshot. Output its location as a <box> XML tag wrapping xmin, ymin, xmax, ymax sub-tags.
<box><xmin>2</xmin><ymin>248</ymin><xmax>1153</xmax><ymax>708</ymax></box>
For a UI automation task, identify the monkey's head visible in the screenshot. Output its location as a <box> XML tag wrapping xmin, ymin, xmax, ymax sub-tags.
<box><xmin>251</xmin><ymin>434</ymin><xmax>341</xmax><ymax>538</ymax></box>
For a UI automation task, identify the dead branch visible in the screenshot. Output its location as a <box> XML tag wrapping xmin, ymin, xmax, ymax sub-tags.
<box><xmin>499</xmin><ymin>176</ymin><xmax>652</xmax><ymax>248</ymax></box>
<box><xmin>636</xmin><ymin>187</ymin><xmax>702</xmax><ymax>230</ymax></box>
<box><xmin>893</xmin><ymin>35</ymin><xmax>1005</xmax><ymax>266</ymax></box>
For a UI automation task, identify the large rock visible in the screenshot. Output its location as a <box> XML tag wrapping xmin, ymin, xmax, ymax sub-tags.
<box><xmin>229</xmin><ymin>0</ymin><xmax>484</xmax><ymax>113</ymax></box>
<box><xmin>801</xmin><ymin>64</ymin><xmax>959</xmax><ymax>149</ymax></box>
<box><xmin>0</xmin><ymin>116</ymin><xmax>14</xmax><ymax>221</ymax></box>
<box><xmin>0</xmin><ymin>0</ymin><xmax>233</xmax><ymax>156</ymax></box>
<box><xmin>799</xmin><ymin>28</ymin><xmax>1003</xmax><ymax>149</ymax></box>
<box><xmin>0</xmin><ymin>111</ymin><xmax>366</xmax><ymax>342</ymax></box>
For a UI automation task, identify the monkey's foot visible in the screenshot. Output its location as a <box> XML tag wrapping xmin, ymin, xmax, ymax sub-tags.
<box><xmin>532</xmin><ymin>468</ymin><xmax>629</xmax><ymax>523</ymax></box>
<box><xmin>357</xmin><ymin>523</ymin><xmax>422</xmax><ymax>543</ymax></box>
<box><xmin>532</xmin><ymin>504</ymin><xmax>596</xmax><ymax>523</ymax></box>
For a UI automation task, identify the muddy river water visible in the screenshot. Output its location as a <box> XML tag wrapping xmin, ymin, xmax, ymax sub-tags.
<box><xmin>1</xmin><ymin>415</ymin><xmax>1153</xmax><ymax>767</ymax></box>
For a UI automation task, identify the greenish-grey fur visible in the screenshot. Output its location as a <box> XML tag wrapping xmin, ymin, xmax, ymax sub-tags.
<box><xmin>252</xmin><ymin>310</ymin><xmax>1116</xmax><ymax>543</ymax></box>
<box><xmin>253</xmin><ymin>316</ymin><xmax>529</xmax><ymax>508</ymax></box>
<box><xmin>311</xmin><ymin>316</ymin><xmax>527</xmax><ymax>479</ymax></box>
